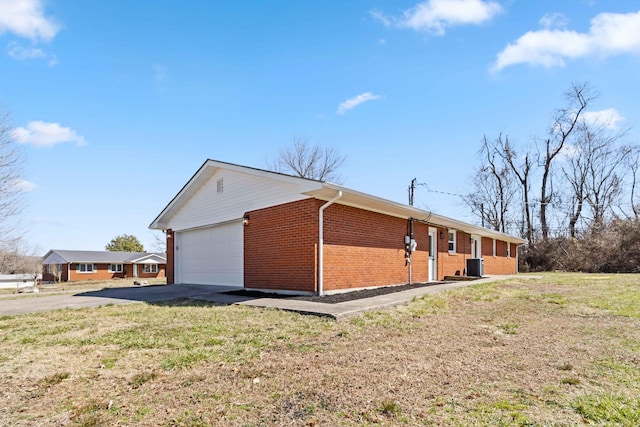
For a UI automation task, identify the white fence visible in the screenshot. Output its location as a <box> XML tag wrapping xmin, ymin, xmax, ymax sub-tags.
<box><xmin>0</xmin><ymin>274</ymin><xmax>42</xmax><ymax>290</ymax></box>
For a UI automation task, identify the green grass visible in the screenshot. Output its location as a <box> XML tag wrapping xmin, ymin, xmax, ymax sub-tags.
<box><xmin>573</xmin><ymin>393</ymin><xmax>640</xmax><ymax>425</ymax></box>
<box><xmin>1</xmin><ymin>273</ymin><xmax>640</xmax><ymax>426</ymax></box>
<box><xmin>542</xmin><ymin>272</ymin><xmax>640</xmax><ymax>318</ymax></box>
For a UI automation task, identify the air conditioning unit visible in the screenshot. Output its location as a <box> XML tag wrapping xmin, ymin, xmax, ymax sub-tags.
<box><xmin>466</xmin><ymin>258</ymin><xmax>484</xmax><ymax>277</ymax></box>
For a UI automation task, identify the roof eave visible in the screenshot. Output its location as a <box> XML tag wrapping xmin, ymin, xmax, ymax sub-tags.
<box><xmin>305</xmin><ymin>183</ymin><xmax>526</xmax><ymax>244</ymax></box>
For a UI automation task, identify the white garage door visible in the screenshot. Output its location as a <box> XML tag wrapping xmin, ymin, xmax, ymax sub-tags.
<box><xmin>175</xmin><ymin>222</ymin><xmax>243</xmax><ymax>286</ymax></box>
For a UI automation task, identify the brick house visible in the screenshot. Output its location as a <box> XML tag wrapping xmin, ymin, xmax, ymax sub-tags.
<box><xmin>150</xmin><ymin>160</ymin><xmax>525</xmax><ymax>295</ymax></box>
<box><xmin>42</xmin><ymin>250</ymin><xmax>166</xmax><ymax>282</ymax></box>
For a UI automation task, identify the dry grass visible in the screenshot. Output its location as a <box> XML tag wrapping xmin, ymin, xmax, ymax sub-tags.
<box><xmin>1</xmin><ymin>273</ymin><xmax>639</xmax><ymax>426</ymax></box>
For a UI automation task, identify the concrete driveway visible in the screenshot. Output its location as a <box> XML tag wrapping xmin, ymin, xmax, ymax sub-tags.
<box><xmin>0</xmin><ymin>284</ymin><xmax>240</xmax><ymax>317</ymax></box>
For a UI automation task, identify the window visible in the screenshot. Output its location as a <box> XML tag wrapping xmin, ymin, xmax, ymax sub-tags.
<box><xmin>507</xmin><ymin>242</ymin><xmax>511</xmax><ymax>258</ymax></box>
<box><xmin>108</xmin><ymin>264</ymin><xmax>123</xmax><ymax>273</ymax></box>
<box><xmin>143</xmin><ymin>264</ymin><xmax>159</xmax><ymax>273</ymax></box>
<box><xmin>77</xmin><ymin>263</ymin><xmax>96</xmax><ymax>273</ymax></box>
<box><xmin>492</xmin><ymin>239</ymin><xmax>496</xmax><ymax>257</ymax></box>
<box><xmin>448</xmin><ymin>230</ymin><xmax>456</xmax><ymax>253</ymax></box>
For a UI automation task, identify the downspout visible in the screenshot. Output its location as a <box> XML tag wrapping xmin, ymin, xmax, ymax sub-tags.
<box><xmin>318</xmin><ymin>190</ymin><xmax>342</xmax><ymax>296</ymax></box>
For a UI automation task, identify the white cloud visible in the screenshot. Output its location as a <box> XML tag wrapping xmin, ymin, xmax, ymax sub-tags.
<box><xmin>6</xmin><ymin>41</ymin><xmax>44</xmax><ymax>59</ymax></box>
<box><xmin>0</xmin><ymin>0</ymin><xmax>60</xmax><ymax>42</ymax></box>
<box><xmin>337</xmin><ymin>92</ymin><xmax>382</xmax><ymax>115</ymax></box>
<box><xmin>539</xmin><ymin>13</ymin><xmax>569</xmax><ymax>30</ymax></box>
<box><xmin>556</xmin><ymin>143</ymin><xmax>582</xmax><ymax>162</ymax></box>
<box><xmin>13</xmin><ymin>179</ymin><xmax>38</xmax><ymax>192</ymax></box>
<box><xmin>582</xmin><ymin>108</ymin><xmax>625</xmax><ymax>130</ymax></box>
<box><xmin>6</xmin><ymin>40</ymin><xmax>56</xmax><ymax>65</ymax></box>
<box><xmin>13</xmin><ymin>121</ymin><xmax>87</xmax><ymax>147</ymax></box>
<box><xmin>492</xmin><ymin>10</ymin><xmax>640</xmax><ymax>71</ymax></box>
<box><xmin>372</xmin><ymin>0</ymin><xmax>503</xmax><ymax>35</ymax></box>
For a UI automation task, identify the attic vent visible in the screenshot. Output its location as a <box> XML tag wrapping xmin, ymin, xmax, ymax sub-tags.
<box><xmin>216</xmin><ymin>178</ymin><xmax>224</xmax><ymax>193</ymax></box>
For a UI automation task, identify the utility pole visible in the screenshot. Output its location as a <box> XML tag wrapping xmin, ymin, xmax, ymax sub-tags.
<box><xmin>408</xmin><ymin>178</ymin><xmax>416</xmax><ymax>206</ymax></box>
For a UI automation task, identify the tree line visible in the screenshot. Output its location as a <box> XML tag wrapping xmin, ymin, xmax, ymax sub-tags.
<box><xmin>464</xmin><ymin>82</ymin><xmax>640</xmax><ymax>272</ymax></box>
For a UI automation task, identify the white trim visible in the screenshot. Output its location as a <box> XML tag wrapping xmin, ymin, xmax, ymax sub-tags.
<box><xmin>470</xmin><ymin>234</ymin><xmax>481</xmax><ymax>259</ymax></box>
<box><xmin>318</xmin><ymin>190</ymin><xmax>343</xmax><ymax>296</ymax></box>
<box><xmin>77</xmin><ymin>263</ymin><xmax>96</xmax><ymax>273</ymax></box>
<box><xmin>171</xmin><ymin>217</ymin><xmax>244</xmax><ymax>233</ymax></box>
<box><xmin>492</xmin><ymin>239</ymin><xmax>496</xmax><ymax>257</ymax></box>
<box><xmin>143</xmin><ymin>264</ymin><xmax>159</xmax><ymax>274</ymax></box>
<box><xmin>428</xmin><ymin>227</ymin><xmax>437</xmax><ymax>282</ymax></box>
<box><xmin>448</xmin><ymin>230</ymin><xmax>456</xmax><ymax>254</ymax></box>
<box><xmin>108</xmin><ymin>263</ymin><xmax>123</xmax><ymax>273</ymax></box>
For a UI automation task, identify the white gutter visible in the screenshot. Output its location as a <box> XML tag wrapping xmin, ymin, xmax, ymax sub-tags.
<box><xmin>318</xmin><ymin>190</ymin><xmax>342</xmax><ymax>296</ymax></box>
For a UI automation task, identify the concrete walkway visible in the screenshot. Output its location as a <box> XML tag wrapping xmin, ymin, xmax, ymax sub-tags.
<box><xmin>0</xmin><ymin>276</ymin><xmax>527</xmax><ymax>319</ymax></box>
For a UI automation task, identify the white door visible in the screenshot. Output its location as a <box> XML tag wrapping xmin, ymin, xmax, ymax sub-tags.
<box><xmin>471</xmin><ymin>235</ymin><xmax>481</xmax><ymax>259</ymax></box>
<box><xmin>428</xmin><ymin>228</ymin><xmax>437</xmax><ymax>282</ymax></box>
<box><xmin>175</xmin><ymin>222</ymin><xmax>243</xmax><ymax>286</ymax></box>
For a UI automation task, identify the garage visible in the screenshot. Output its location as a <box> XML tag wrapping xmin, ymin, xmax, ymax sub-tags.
<box><xmin>175</xmin><ymin>222</ymin><xmax>243</xmax><ymax>286</ymax></box>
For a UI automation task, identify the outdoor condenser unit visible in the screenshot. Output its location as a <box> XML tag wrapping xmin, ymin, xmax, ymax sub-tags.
<box><xmin>466</xmin><ymin>258</ymin><xmax>484</xmax><ymax>277</ymax></box>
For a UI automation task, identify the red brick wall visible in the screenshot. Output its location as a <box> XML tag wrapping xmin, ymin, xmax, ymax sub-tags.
<box><xmin>67</xmin><ymin>263</ymin><xmax>122</xmax><ymax>281</ymax></box>
<box><xmin>244</xmin><ymin>199</ymin><xmax>519</xmax><ymax>293</ymax></box>
<box><xmin>245</xmin><ymin>199</ymin><xmax>430</xmax><ymax>293</ymax></box>
<box><xmin>323</xmin><ymin>204</ymin><xmax>429</xmax><ymax>290</ymax></box>
<box><xmin>481</xmin><ymin>237</ymin><xmax>518</xmax><ymax>275</ymax></box>
<box><xmin>244</xmin><ymin>199</ymin><xmax>319</xmax><ymax>293</ymax></box>
<box><xmin>438</xmin><ymin>229</ymin><xmax>473</xmax><ymax>278</ymax></box>
<box><xmin>42</xmin><ymin>267</ymin><xmax>58</xmax><ymax>282</ymax></box>
<box><xmin>137</xmin><ymin>264</ymin><xmax>166</xmax><ymax>279</ymax></box>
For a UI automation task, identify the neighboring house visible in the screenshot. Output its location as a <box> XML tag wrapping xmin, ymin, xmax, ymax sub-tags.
<box><xmin>0</xmin><ymin>274</ymin><xmax>42</xmax><ymax>290</ymax></box>
<box><xmin>150</xmin><ymin>159</ymin><xmax>526</xmax><ymax>295</ymax></box>
<box><xmin>42</xmin><ymin>250</ymin><xmax>166</xmax><ymax>282</ymax></box>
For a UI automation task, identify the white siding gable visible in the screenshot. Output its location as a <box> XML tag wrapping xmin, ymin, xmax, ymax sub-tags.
<box><xmin>166</xmin><ymin>169</ymin><xmax>312</xmax><ymax>231</ymax></box>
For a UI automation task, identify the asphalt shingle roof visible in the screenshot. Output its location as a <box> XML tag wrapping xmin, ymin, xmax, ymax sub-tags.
<box><xmin>44</xmin><ymin>250</ymin><xmax>166</xmax><ymax>264</ymax></box>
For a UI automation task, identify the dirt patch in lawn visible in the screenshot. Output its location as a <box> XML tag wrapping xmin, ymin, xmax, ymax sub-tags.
<box><xmin>224</xmin><ymin>281</ymin><xmax>451</xmax><ymax>304</ymax></box>
<box><xmin>1</xmin><ymin>273</ymin><xmax>639</xmax><ymax>426</ymax></box>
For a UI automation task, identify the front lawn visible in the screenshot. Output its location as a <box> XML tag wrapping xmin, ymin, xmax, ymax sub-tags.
<box><xmin>1</xmin><ymin>273</ymin><xmax>639</xmax><ymax>426</ymax></box>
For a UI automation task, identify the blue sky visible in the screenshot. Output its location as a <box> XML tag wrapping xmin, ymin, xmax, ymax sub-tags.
<box><xmin>1</xmin><ymin>0</ymin><xmax>639</xmax><ymax>254</ymax></box>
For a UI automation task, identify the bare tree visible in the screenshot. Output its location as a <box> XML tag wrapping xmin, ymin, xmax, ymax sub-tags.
<box><xmin>562</xmin><ymin>123</ymin><xmax>590</xmax><ymax>238</ymax></box>
<box><xmin>563</xmin><ymin>117</ymin><xmax>630</xmax><ymax>234</ymax></box>
<box><xmin>538</xmin><ymin>83</ymin><xmax>595</xmax><ymax>241</ymax></box>
<box><xmin>270</xmin><ymin>136</ymin><xmax>345</xmax><ymax>183</ymax></box>
<box><xmin>0</xmin><ymin>237</ymin><xmax>42</xmax><ymax>278</ymax></box>
<box><xmin>585</xmin><ymin>142</ymin><xmax>629</xmax><ymax>228</ymax></box>
<box><xmin>495</xmin><ymin>135</ymin><xmax>534</xmax><ymax>244</ymax></box>
<box><xmin>150</xmin><ymin>231</ymin><xmax>167</xmax><ymax>254</ymax></box>
<box><xmin>463</xmin><ymin>136</ymin><xmax>517</xmax><ymax>233</ymax></box>
<box><xmin>626</xmin><ymin>147</ymin><xmax>640</xmax><ymax>220</ymax></box>
<box><xmin>0</xmin><ymin>107</ymin><xmax>24</xmax><ymax>245</ymax></box>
